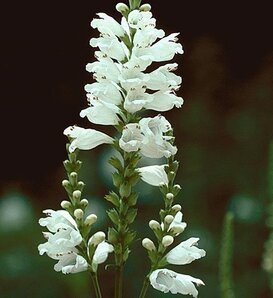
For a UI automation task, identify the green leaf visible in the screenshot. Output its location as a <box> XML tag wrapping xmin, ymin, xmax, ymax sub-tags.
<box><xmin>107</xmin><ymin>209</ymin><xmax>120</xmax><ymax>225</ymax></box>
<box><xmin>119</xmin><ymin>182</ymin><xmax>132</xmax><ymax>198</ymax></box>
<box><xmin>125</xmin><ymin>208</ymin><xmax>138</xmax><ymax>224</ymax></box>
<box><xmin>124</xmin><ymin>230</ymin><xmax>137</xmax><ymax>246</ymax></box>
<box><xmin>127</xmin><ymin>192</ymin><xmax>138</xmax><ymax>207</ymax></box>
<box><xmin>105</xmin><ymin>191</ymin><xmax>120</xmax><ymax>207</ymax></box>
<box><xmin>112</xmin><ymin>172</ymin><xmax>123</xmax><ymax>188</ymax></box>
<box><xmin>108</xmin><ymin>227</ymin><xmax>119</xmax><ymax>244</ymax></box>
<box><xmin>108</xmin><ymin>156</ymin><xmax>123</xmax><ymax>172</ymax></box>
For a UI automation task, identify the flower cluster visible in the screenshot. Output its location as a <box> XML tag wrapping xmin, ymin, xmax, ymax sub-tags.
<box><xmin>38</xmin><ymin>1</ymin><xmax>205</xmax><ymax>297</ymax></box>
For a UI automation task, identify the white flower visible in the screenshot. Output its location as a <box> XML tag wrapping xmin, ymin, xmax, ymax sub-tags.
<box><xmin>168</xmin><ymin>211</ymin><xmax>187</xmax><ymax>235</ymax></box>
<box><xmin>133</xmin><ymin>33</ymin><xmax>183</xmax><ymax>62</ymax></box>
<box><xmin>63</xmin><ymin>126</ymin><xmax>113</xmax><ymax>152</ymax></box>
<box><xmin>138</xmin><ymin>164</ymin><xmax>168</xmax><ymax>186</ymax></box>
<box><xmin>119</xmin><ymin>123</ymin><xmax>143</xmax><ymax>152</ymax></box>
<box><xmin>85</xmin><ymin>82</ymin><xmax>122</xmax><ymax>105</ymax></box>
<box><xmin>146</xmin><ymin>63</ymin><xmax>182</xmax><ymax>91</ymax></box>
<box><xmin>54</xmin><ymin>253</ymin><xmax>88</xmax><ymax>274</ymax></box>
<box><xmin>150</xmin><ymin>268</ymin><xmax>204</xmax><ymax>297</ymax></box>
<box><xmin>166</xmin><ymin>238</ymin><xmax>206</xmax><ymax>265</ymax></box>
<box><xmin>91</xmin><ymin>13</ymin><xmax>126</xmax><ymax>37</ymax></box>
<box><xmin>124</xmin><ymin>86</ymin><xmax>153</xmax><ymax>113</ymax></box>
<box><xmin>139</xmin><ymin>115</ymin><xmax>177</xmax><ymax>158</ymax></box>
<box><xmin>38</xmin><ymin>210</ymin><xmax>88</xmax><ymax>274</ymax></box>
<box><xmin>80</xmin><ymin>97</ymin><xmax>120</xmax><ymax>125</ymax></box>
<box><xmin>128</xmin><ymin>10</ymin><xmax>155</xmax><ymax>30</ymax></box>
<box><xmin>90</xmin><ymin>35</ymin><xmax>129</xmax><ymax>62</ymax></box>
<box><xmin>145</xmin><ymin>91</ymin><xmax>183</xmax><ymax>112</ymax></box>
<box><xmin>92</xmin><ymin>241</ymin><xmax>114</xmax><ymax>265</ymax></box>
<box><xmin>86</xmin><ymin>53</ymin><xmax>120</xmax><ymax>84</ymax></box>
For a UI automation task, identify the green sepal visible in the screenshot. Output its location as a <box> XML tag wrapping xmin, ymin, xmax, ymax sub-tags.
<box><xmin>108</xmin><ymin>227</ymin><xmax>119</xmax><ymax>244</ymax></box>
<box><xmin>91</xmin><ymin>262</ymin><xmax>98</xmax><ymax>273</ymax></box>
<box><xmin>128</xmin><ymin>172</ymin><xmax>140</xmax><ymax>186</ymax></box>
<box><xmin>119</xmin><ymin>182</ymin><xmax>132</xmax><ymax>198</ymax></box>
<box><xmin>159</xmin><ymin>183</ymin><xmax>168</xmax><ymax>195</ymax></box>
<box><xmin>157</xmin><ymin>256</ymin><xmax>168</xmax><ymax>268</ymax></box>
<box><xmin>105</xmin><ymin>191</ymin><xmax>120</xmax><ymax>207</ymax></box>
<box><xmin>114</xmin><ymin>243</ymin><xmax>122</xmax><ymax>255</ymax></box>
<box><xmin>129</xmin><ymin>154</ymin><xmax>141</xmax><ymax>168</ymax></box>
<box><xmin>77</xmin><ymin>181</ymin><xmax>85</xmax><ymax>192</ymax></box>
<box><xmin>62</xmin><ymin>181</ymin><xmax>73</xmax><ymax>194</ymax></box>
<box><xmin>69</xmin><ymin>151</ymin><xmax>77</xmax><ymax>163</ymax></box>
<box><xmin>124</xmin><ymin>230</ymin><xmax>136</xmax><ymax>246</ymax></box>
<box><xmin>172</xmin><ymin>185</ymin><xmax>182</xmax><ymax>197</ymax></box>
<box><xmin>127</xmin><ymin>192</ymin><xmax>138</xmax><ymax>207</ymax></box>
<box><xmin>108</xmin><ymin>156</ymin><xmax>123</xmax><ymax>172</ymax></box>
<box><xmin>69</xmin><ymin>172</ymin><xmax>78</xmax><ymax>187</ymax></box>
<box><xmin>107</xmin><ymin>209</ymin><xmax>120</xmax><ymax>225</ymax></box>
<box><xmin>123</xmin><ymin>247</ymin><xmax>130</xmax><ymax>262</ymax></box>
<box><xmin>147</xmin><ymin>250</ymin><xmax>158</xmax><ymax>265</ymax></box>
<box><xmin>125</xmin><ymin>208</ymin><xmax>137</xmax><ymax>224</ymax></box>
<box><xmin>63</xmin><ymin>160</ymin><xmax>72</xmax><ymax>172</ymax></box>
<box><xmin>112</xmin><ymin>172</ymin><xmax>123</xmax><ymax>188</ymax></box>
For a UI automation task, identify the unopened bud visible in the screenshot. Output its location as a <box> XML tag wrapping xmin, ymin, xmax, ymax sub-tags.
<box><xmin>162</xmin><ymin>235</ymin><xmax>174</xmax><ymax>247</ymax></box>
<box><xmin>74</xmin><ymin>209</ymin><xmax>84</xmax><ymax>220</ymax></box>
<box><xmin>88</xmin><ymin>231</ymin><xmax>105</xmax><ymax>246</ymax></box>
<box><xmin>170</xmin><ymin>224</ymin><xmax>186</xmax><ymax>235</ymax></box>
<box><xmin>172</xmin><ymin>204</ymin><xmax>182</xmax><ymax>212</ymax></box>
<box><xmin>140</xmin><ymin>4</ymin><xmax>151</xmax><ymax>11</ymax></box>
<box><xmin>142</xmin><ymin>238</ymin><xmax>156</xmax><ymax>251</ymax></box>
<box><xmin>116</xmin><ymin>3</ymin><xmax>129</xmax><ymax>13</ymax></box>
<box><xmin>164</xmin><ymin>215</ymin><xmax>174</xmax><ymax>225</ymax></box>
<box><xmin>73</xmin><ymin>190</ymin><xmax>81</xmax><ymax>200</ymax></box>
<box><xmin>60</xmin><ymin>200</ymin><xmax>72</xmax><ymax>209</ymax></box>
<box><xmin>166</xmin><ymin>193</ymin><xmax>174</xmax><ymax>200</ymax></box>
<box><xmin>62</xmin><ymin>180</ymin><xmax>70</xmax><ymax>187</ymax></box>
<box><xmin>70</xmin><ymin>172</ymin><xmax>77</xmax><ymax>179</ymax></box>
<box><xmin>85</xmin><ymin>214</ymin><xmax>97</xmax><ymax>226</ymax></box>
<box><xmin>149</xmin><ymin>220</ymin><xmax>161</xmax><ymax>230</ymax></box>
<box><xmin>80</xmin><ymin>199</ymin><xmax>89</xmax><ymax>207</ymax></box>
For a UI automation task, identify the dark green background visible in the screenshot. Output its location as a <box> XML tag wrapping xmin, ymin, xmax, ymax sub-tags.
<box><xmin>0</xmin><ymin>0</ymin><xmax>272</xmax><ymax>297</ymax></box>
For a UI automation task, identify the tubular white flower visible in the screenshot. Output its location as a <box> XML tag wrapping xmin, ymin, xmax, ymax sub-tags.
<box><xmin>146</xmin><ymin>63</ymin><xmax>182</xmax><ymax>91</ymax></box>
<box><xmin>124</xmin><ymin>86</ymin><xmax>153</xmax><ymax>113</ymax></box>
<box><xmin>168</xmin><ymin>211</ymin><xmax>187</xmax><ymax>235</ymax></box>
<box><xmin>80</xmin><ymin>98</ymin><xmax>120</xmax><ymax>125</ymax></box>
<box><xmin>139</xmin><ymin>115</ymin><xmax>177</xmax><ymax>158</ymax></box>
<box><xmin>144</xmin><ymin>91</ymin><xmax>184</xmax><ymax>112</ymax></box>
<box><xmin>149</xmin><ymin>269</ymin><xmax>204</xmax><ymax>297</ymax></box>
<box><xmin>92</xmin><ymin>241</ymin><xmax>114</xmax><ymax>265</ymax></box>
<box><xmin>134</xmin><ymin>33</ymin><xmax>183</xmax><ymax>62</ymax></box>
<box><xmin>84</xmin><ymin>82</ymin><xmax>123</xmax><ymax>105</ymax></box>
<box><xmin>91</xmin><ymin>13</ymin><xmax>126</xmax><ymax>37</ymax></box>
<box><xmin>138</xmin><ymin>164</ymin><xmax>168</xmax><ymax>186</ymax></box>
<box><xmin>128</xmin><ymin>10</ymin><xmax>155</xmax><ymax>30</ymax></box>
<box><xmin>166</xmin><ymin>237</ymin><xmax>206</xmax><ymax>265</ymax></box>
<box><xmin>119</xmin><ymin>123</ymin><xmax>143</xmax><ymax>152</ymax></box>
<box><xmin>38</xmin><ymin>210</ymin><xmax>88</xmax><ymax>274</ymax></box>
<box><xmin>90</xmin><ymin>35</ymin><xmax>129</xmax><ymax>62</ymax></box>
<box><xmin>63</xmin><ymin>126</ymin><xmax>113</xmax><ymax>152</ymax></box>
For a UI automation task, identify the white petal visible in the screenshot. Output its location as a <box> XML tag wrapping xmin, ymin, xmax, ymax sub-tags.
<box><xmin>91</xmin><ymin>13</ymin><xmax>125</xmax><ymax>37</ymax></box>
<box><xmin>144</xmin><ymin>91</ymin><xmax>184</xmax><ymax>112</ymax></box>
<box><xmin>80</xmin><ymin>100</ymin><xmax>120</xmax><ymax>125</ymax></box>
<box><xmin>92</xmin><ymin>241</ymin><xmax>114</xmax><ymax>264</ymax></box>
<box><xmin>119</xmin><ymin>123</ymin><xmax>143</xmax><ymax>152</ymax></box>
<box><xmin>138</xmin><ymin>165</ymin><xmax>168</xmax><ymax>186</ymax></box>
<box><xmin>150</xmin><ymin>269</ymin><xmax>204</xmax><ymax>297</ymax></box>
<box><xmin>54</xmin><ymin>253</ymin><xmax>88</xmax><ymax>274</ymax></box>
<box><xmin>63</xmin><ymin>126</ymin><xmax>113</xmax><ymax>152</ymax></box>
<box><xmin>166</xmin><ymin>237</ymin><xmax>206</xmax><ymax>265</ymax></box>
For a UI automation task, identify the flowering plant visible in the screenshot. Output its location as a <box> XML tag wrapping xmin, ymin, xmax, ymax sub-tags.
<box><xmin>38</xmin><ymin>0</ymin><xmax>206</xmax><ymax>297</ymax></box>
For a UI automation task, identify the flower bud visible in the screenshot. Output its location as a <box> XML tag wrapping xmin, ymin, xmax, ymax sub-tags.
<box><xmin>73</xmin><ymin>190</ymin><xmax>81</xmax><ymax>200</ymax></box>
<box><xmin>170</xmin><ymin>224</ymin><xmax>185</xmax><ymax>235</ymax></box>
<box><xmin>116</xmin><ymin>3</ymin><xmax>129</xmax><ymax>13</ymax></box>
<box><xmin>166</xmin><ymin>193</ymin><xmax>174</xmax><ymax>200</ymax></box>
<box><xmin>74</xmin><ymin>208</ymin><xmax>84</xmax><ymax>220</ymax></box>
<box><xmin>62</xmin><ymin>180</ymin><xmax>70</xmax><ymax>187</ymax></box>
<box><xmin>60</xmin><ymin>200</ymin><xmax>71</xmax><ymax>209</ymax></box>
<box><xmin>149</xmin><ymin>220</ymin><xmax>161</xmax><ymax>230</ymax></box>
<box><xmin>172</xmin><ymin>204</ymin><xmax>182</xmax><ymax>212</ymax></box>
<box><xmin>80</xmin><ymin>199</ymin><xmax>89</xmax><ymax>207</ymax></box>
<box><xmin>142</xmin><ymin>238</ymin><xmax>156</xmax><ymax>251</ymax></box>
<box><xmin>85</xmin><ymin>214</ymin><xmax>97</xmax><ymax>226</ymax></box>
<box><xmin>162</xmin><ymin>235</ymin><xmax>174</xmax><ymax>247</ymax></box>
<box><xmin>164</xmin><ymin>215</ymin><xmax>174</xmax><ymax>225</ymax></box>
<box><xmin>88</xmin><ymin>231</ymin><xmax>105</xmax><ymax>246</ymax></box>
<box><xmin>70</xmin><ymin>172</ymin><xmax>77</xmax><ymax>179</ymax></box>
<box><xmin>140</xmin><ymin>4</ymin><xmax>151</xmax><ymax>11</ymax></box>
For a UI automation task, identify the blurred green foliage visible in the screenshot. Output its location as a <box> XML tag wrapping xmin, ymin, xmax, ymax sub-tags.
<box><xmin>1</xmin><ymin>38</ymin><xmax>273</xmax><ymax>298</ymax></box>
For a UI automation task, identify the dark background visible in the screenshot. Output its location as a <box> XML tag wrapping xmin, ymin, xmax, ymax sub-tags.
<box><xmin>0</xmin><ymin>0</ymin><xmax>273</xmax><ymax>297</ymax></box>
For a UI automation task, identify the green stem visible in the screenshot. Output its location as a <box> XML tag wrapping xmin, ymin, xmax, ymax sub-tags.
<box><xmin>91</xmin><ymin>272</ymin><xmax>102</xmax><ymax>298</ymax></box>
<box><xmin>139</xmin><ymin>276</ymin><xmax>150</xmax><ymax>298</ymax></box>
<box><xmin>115</xmin><ymin>264</ymin><xmax>123</xmax><ymax>298</ymax></box>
